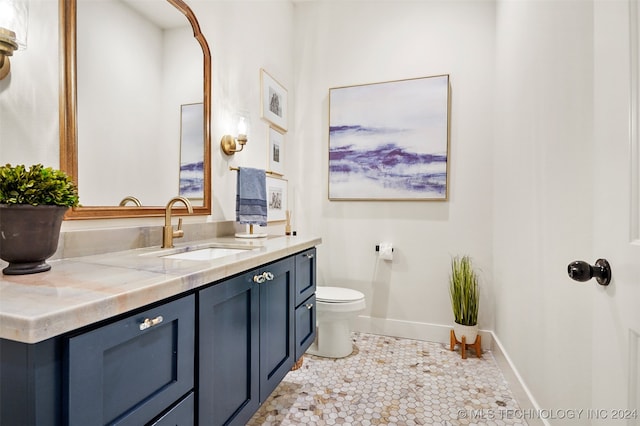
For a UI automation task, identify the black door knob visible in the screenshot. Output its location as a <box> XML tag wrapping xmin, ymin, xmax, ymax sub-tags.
<box><xmin>567</xmin><ymin>259</ymin><xmax>611</xmax><ymax>286</ymax></box>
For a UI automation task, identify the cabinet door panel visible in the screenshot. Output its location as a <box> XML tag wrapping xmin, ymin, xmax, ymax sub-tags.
<box><xmin>150</xmin><ymin>392</ymin><xmax>194</xmax><ymax>426</ymax></box>
<box><xmin>295</xmin><ymin>295</ymin><xmax>316</xmax><ymax>360</ymax></box>
<box><xmin>199</xmin><ymin>273</ymin><xmax>259</xmax><ymax>426</ymax></box>
<box><xmin>67</xmin><ymin>295</ymin><xmax>195</xmax><ymax>426</ymax></box>
<box><xmin>259</xmin><ymin>257</ymin><xmax>295</xmax><ymax>401</ymax></box>
<box><xmin>295</xmin><ymin>248</ymin><xmax>316</xmax><ymax>306</ymax></box>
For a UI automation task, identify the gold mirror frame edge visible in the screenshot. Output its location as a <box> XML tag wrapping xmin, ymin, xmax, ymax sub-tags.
<box><xmin>59</xmin><ymin>0</ymin><xmax>212</xmax><ymax>220</ymax></box>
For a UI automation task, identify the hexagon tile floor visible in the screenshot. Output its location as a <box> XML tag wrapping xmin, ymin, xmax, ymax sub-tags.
<box><xmin>247</xmin><ymin>332</ymin><xmax>527</xmax><ymax>426</ymax></box>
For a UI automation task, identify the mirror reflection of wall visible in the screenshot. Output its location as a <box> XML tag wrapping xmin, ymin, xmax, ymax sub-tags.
<box><xmin>76</xmin><ymin>0</ymin><xmax>204</xmax><ymax>207</ymax></box>
<box><xmin>179</xmin><ymin>102</ymin><xmax>204</xmax><ymax>200</ymax></box>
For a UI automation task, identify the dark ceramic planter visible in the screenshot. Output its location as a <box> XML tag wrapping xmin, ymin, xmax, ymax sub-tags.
<box><xmin>0</xmin><ymin>204</ymin><xmax>68</xmax><ymax>275</ymax></box>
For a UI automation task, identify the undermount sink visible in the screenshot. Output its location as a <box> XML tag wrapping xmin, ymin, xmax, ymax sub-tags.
<box><xmin>162</xmin><ymin>247</ymin><xmax>254</xmax><ymax>261</ymax></box>
<box><xmin>140</xmin><ymin>241</ymin><xmax>261</xmax><ymax>261</ymax></box>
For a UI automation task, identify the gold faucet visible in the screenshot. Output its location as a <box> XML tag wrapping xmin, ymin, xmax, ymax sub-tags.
<box><xmin>162</xmin><ymin>196</ymin><xmax>194</xmax><ymax>248</ymax></box>
<box><xmin>119</xmin><ymin>196</ymin><xmax>142</xmax><ymax>207</ymax></box>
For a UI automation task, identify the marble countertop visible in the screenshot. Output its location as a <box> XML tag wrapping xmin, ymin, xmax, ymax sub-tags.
<box><xmin>0</xmin><ymin>235</ymin><xmax>321</xmax><ymax>344</ymax></box>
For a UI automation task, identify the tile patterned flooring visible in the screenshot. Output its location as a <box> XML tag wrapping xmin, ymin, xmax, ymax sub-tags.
<box><xmin>247</xmin><ymin>332</ymin><xmax>527</xmax><ymax>426</ymax></box>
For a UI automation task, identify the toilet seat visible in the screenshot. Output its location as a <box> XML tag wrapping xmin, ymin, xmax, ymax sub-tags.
<box><xmin>316</xmin><ymin>286</ymin><xmax>364</xmax><ymax>303</ymax></box>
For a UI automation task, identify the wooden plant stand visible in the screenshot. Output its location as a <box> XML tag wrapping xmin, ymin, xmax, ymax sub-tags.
<box><xmin>450</xmin><ymin>329</ymin><xmax>482</xmax><ymax>359</ymax></box>
<box><xmin>291</xmin><ymin>355</ymin><xmax>304</xmax><ymax>371</ymax></box>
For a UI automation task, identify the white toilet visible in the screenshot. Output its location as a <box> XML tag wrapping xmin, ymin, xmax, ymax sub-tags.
<box><xmin>307</xmin><ymin>286</ymin><xmax>366</xmax><ymax>358</ymax></box>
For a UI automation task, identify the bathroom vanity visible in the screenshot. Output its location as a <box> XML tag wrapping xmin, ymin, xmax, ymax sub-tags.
<box><xmin>0</xmin><ymin>235</ymin><xmax>319</xmax><ymax>426</ymax></box>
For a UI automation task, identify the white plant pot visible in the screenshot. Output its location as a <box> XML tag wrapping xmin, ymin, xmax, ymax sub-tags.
<box><xmin>453</xmin><ymin>323</ymin><xmax>479</xmax><ymax>344</ymax></box>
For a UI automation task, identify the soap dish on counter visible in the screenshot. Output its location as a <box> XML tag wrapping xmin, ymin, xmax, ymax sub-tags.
<box><xmin>235</xmin><ymin>232</ymin><xmax>268</xmax><ymax>239</ymax></box>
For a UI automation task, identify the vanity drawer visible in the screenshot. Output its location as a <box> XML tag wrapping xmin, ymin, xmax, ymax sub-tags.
<box><xmin>295</xmin><ymin>248</ymin><xmax>316</xmax><ymax>306</ymax></box>
<box><xmin>295</xmin><ymin>294</ymin><xmax>316</xmax><ymax>360</ymax></box>
<box><xmin>66</xmin><ymin>295</ymin><xmax>195</xmax><ymax>426</ymax></box>
<box><xmin>150</xmin><ymin>392</ymin><xmax>194</xmax><ymax>426</ymax></box>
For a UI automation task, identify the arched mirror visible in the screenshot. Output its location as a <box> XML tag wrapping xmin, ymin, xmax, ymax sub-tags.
<box><xmin>59</xmin><ymin>0</ymin><xmax>211</xmax><ymax>219</ymax></box>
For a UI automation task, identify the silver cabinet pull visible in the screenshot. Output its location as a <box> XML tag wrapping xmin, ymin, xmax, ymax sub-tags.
<box><xmin>306</xmin><ymin>253</ymin><xmax>314</xmax><ymax>259</ymax></box>
<box><xmin>139</xmin><ymin>315</ymin><xmax>163</xmax><ymax>331</ymax></box>
<box><xmin>253</xmin><ymin>272</ymin><xmax>274</xmax><ymax>283</ymax></box>
<box><xmin>306</xmin><ymin>303</ymin><xmax>313</xmax><ymax>310</ymax></box>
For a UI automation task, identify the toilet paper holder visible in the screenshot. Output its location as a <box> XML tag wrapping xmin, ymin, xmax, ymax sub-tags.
<box><xmin>375</xmin><ymin>245</ymin><xmax>394</xmax><ymax>252</ymax></box>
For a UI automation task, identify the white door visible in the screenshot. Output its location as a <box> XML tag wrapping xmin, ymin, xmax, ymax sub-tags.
<box><xmin>591</xmin><ymin>1</ymin><xmax>640</xmax><ymax>424</ymax></box>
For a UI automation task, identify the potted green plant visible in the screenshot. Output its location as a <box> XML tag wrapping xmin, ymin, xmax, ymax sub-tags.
<box><xmin>0</xmin><ymin>164</ymin><xmax>79</xmax><ymax>275</ymax></box>
<box><xmin>449</xmin><ymin>255</ymin><xmax>480</xmax><ymax>344</ymax></box>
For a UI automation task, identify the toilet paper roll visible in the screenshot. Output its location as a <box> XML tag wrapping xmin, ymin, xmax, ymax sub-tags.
<box><xmin>379</xmin><ymin>242</ymin><xmax>393</xmax><ymax>261</ymax></box>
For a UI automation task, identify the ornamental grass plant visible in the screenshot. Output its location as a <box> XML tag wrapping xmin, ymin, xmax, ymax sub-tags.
<box><xmin>449</xmin><ymin>255</ymin><xmax>479</xmax><ymax>326</ymax></box>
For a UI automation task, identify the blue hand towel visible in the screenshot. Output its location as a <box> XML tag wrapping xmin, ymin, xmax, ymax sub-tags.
<box><xmin>236</xmin><ymin>167</ymin><xmax>267</xmax><ymax>226</ymax></box>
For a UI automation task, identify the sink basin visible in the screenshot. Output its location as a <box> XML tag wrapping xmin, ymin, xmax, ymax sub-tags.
<box><xmin>162</xmin><ymin>247</ymin><xmax>255</xmax><ymax>261</ymax></box>
<box><xmin>139</xmin><ymin>240</ymin><xmax>262</xmax><ymax>260</ymax></box>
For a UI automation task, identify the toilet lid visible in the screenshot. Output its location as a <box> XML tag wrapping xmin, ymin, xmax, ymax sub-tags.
<box><xmin>316</xmin><ymin>286</ymin><xmax>364</xmax><ymax>302</ymax></box>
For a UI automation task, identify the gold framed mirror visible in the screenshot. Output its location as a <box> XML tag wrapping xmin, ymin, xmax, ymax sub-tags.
<box><xmin>59</xmin><ymin>0</ymin><xmax>211</xmax><ymax>219</ymax></box>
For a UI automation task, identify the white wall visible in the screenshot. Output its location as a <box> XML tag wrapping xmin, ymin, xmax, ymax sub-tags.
<box><xmin>0</xmin><ymin>0</ymin><xmax>60</xmax><ymax>166</ymax></box>
<box><xmin>291</xmin><ymin>1</ymin><xmax>496</xmax><ymax>341</ymax></box>
<box><xmin>196</xmin><ymin>1</ymin><xmax>294</xmax><ymax>224</ymax></box>
<box><xmin>76</xmin><ymin>3</ymin><xmax>205</xmax><ymax>207</ymax></box>
<box><xmin>77</xmin><ymin>0</ymin><xmax>168</xmax><ymax>205</ymax></box>
<box><xmin>493</xmin><ymin>0</ymin><xmax>594</xmax><ymax>414</ymax></box>
<box><xmin>0</xmin><ymin>0</ymin><xmax>293</xmax><ymax>230</ymax></box>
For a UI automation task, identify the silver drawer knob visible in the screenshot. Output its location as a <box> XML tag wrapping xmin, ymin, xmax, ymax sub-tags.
<box><xmin>253</xmin><ymin>271</ymin><xmax>274</xmax><ymax>283</ymax></box>
<box><xmin>139</xmin><ymin>315</ymin><xmax>163</xmax><ymax>331</ymax></box>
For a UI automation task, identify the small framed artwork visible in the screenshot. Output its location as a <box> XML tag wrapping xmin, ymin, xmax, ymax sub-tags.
<box><xmin>268</xmin><ymin>126</ymin><xmax>285</xmax><ymax>176</ymax></box>
<box><xmin>179</xmin><ymin>102</ymin><xmax>204</xmax><ymax>200</ymax></box>
<box><xmin>266</xmin><ymin>175</ymin><xmax>288</xmax><ymax>222</ymax></box>
<box><xmin>260</xmin><ymin>68</ymin><xmax>288</xmax><ymax>131</ymax></box>
<box><xmin>329</xmin><ymin>74</ymin><xmax>451</xmax><ymax>201</ymax></box>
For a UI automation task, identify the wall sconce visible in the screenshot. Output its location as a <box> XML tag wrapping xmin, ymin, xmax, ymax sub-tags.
<box><xmin>221</xmin><ymin>113</ymin><xmax>250</xmax><ymax>156</ymax></box>
<box><xmin>0</xmin><ymin>0</ymin><xmax>29</xmax><ymax>80</ymax></box>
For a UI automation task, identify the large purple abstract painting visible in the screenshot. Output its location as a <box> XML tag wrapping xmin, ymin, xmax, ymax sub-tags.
<box><xmin>329</xmin><ymin>75</ymin><xmax>450</xmax><ymax>200</ymax></box>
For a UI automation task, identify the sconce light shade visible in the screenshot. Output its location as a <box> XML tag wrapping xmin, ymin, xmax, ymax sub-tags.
<box><xmin>0</xmin><ymin>0</ymin><xmax>28</xmax><ymax>80</ymax></box>
<box><xmin>221</xmin><ymin>112</ymin><xmax>251</xmax><ymax>156</ymax></box>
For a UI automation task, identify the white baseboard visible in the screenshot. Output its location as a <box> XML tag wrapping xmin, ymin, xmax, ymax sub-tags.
<box><xmin>489</xmin><ymin>331</ymin><xmax>548</xmax><ymax>426</ymax></box>
<box><xmin>352</xmin><ymin>315</ymin><xmax>545</xmax><ymax>425</ymax></box>
<box><xmin>352</xmin><ymin>315</ymin><xmax>493</xmax><ymax>349</ymax></box>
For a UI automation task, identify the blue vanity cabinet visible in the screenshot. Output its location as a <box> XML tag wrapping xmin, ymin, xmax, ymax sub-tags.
<box><xmin>66</xmin><ymin>295</ymin><xmax>195</xmax><ymax>426</ymax></box>
<box><xmin>258</xmin><ymin>256</ymin><xmax>296</xmax><ymax>401</ymax></box>
<box><xmin>0</xmin><ymin>244</ymin><xmax>318</xmax><ymax>426</ymax></box>
<box><xmin>295</xmin><ymin>294</ymin><xmax>316</xmax><ymax>360</ymax></box>
<box><xmin>294</xmin><ymin>248</ymin><xmax>317</xmax><ymax>360</ymax></box>
<box><xmin>198</xmin><ymin>269</ymin><xmax>260</xmax><ymax>426</ymax></box>
<box><xmin>0</xmin><ymin>337</ymin><xmax>62</xmax><ymax>426</ymax></box>
<box><xmin>294</xmin><ymin>248</ymin><xmax>316</xmax><ymax>306</ymax></box>
<box><xmin>150</xmin><ymin>393</ymin><xmax>194</xmax><ymax>426</ymax></box>
<box><xmin>198</xmin><ymin>256</ymin><xmax>295</xmax><ymax>425</ymax></box>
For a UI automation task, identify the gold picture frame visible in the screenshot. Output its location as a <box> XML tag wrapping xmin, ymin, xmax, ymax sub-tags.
<box><xmin>328</xmin><ymin>74</ymin><xmax>451</xmax><ymax>201</ymax></box>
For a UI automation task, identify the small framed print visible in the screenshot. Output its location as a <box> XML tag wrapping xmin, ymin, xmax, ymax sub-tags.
<box><xmin>266</xmin><ymin>175</ymin><xmax>288</xmax><ymax>222</ymax></box>
<box><xmin>260</xmin><ymin>69</ymin><xmax>288</xmax><ymax>131</ymax></box>
<box><xmin>268</xmin><ymin>126</ymin><xmax>285</xmax><ymax>176</ymax></box>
